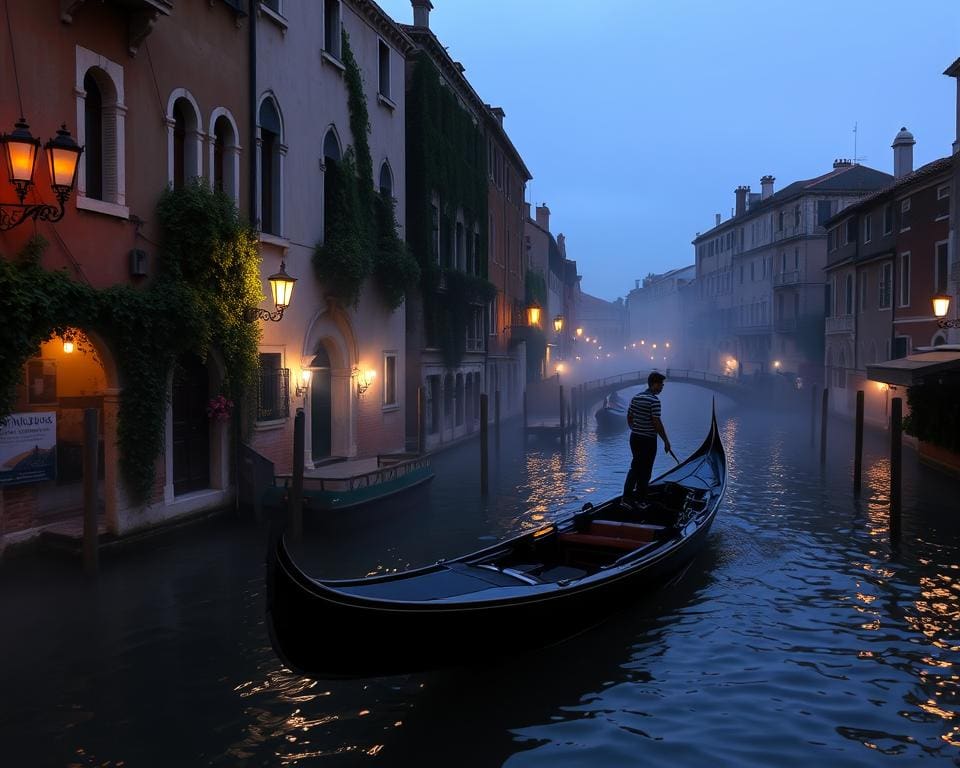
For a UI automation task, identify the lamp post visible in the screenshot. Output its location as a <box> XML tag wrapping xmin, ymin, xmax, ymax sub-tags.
<box><xmin>932</xmin><ymin>293</ymin><xmax>960</xmax><ymax>328</ymax></box>
<box><xmin>526</xmin><ymin>300</ymin><xmax>542</xmax><ymax>329</ymax></box>
<box><xmin>0</xmin><ymin>120</ymin><xmax>83</xmax><ymax>230</ymax></box>
<box><xmin>246</xmin><ymin>261</ymin><xmax>297</xmax><ymax>322</ymax></box>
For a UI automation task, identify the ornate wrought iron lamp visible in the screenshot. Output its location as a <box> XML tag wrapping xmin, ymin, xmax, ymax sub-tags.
<box><xmin>932</xmin><ymin>293</ymin><xmax>960</xmax><ymax>328</ymax></box>
<box><xmin>246</xmin><ymin>261</ymin><xmax>297</xmax><ymax>322</ymax></box>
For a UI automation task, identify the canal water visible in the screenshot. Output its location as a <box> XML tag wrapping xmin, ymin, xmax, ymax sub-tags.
<box><xmin>3</xmin><ymin>383</ymin><xmax>960</xmax><ymax>766</ymax></box>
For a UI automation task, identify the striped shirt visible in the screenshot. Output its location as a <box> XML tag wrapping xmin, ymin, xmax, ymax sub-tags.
<box><xmin>627</xmin><ymin>389</ymin><xmax>660</xmax><ymax>437</ymax></box>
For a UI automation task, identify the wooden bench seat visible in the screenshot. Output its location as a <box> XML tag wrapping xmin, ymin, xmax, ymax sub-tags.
<box><xmin>557</xmin><ymin>520</ymin><xmax>666</xmax><ymax>552</ymax></box>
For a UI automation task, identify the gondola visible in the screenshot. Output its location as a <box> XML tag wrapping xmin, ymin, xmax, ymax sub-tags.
<box><xmin>266</xmin><ymin>407</ymin><xmax>726</xmax><ymax>679</ymax></box>
<box><xmin>594</xmin><ymin>392</ymin><xmax>627</xmax><ymax>432</ymax></box>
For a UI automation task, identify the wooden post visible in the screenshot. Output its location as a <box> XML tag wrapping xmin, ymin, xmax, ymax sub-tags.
<box><xmin>820</xmin><ymin>387</ymin><xmax>829</xmax><ymax>466</ymax></box>
<box><xmin>495</xmin><ymin>389</ymin><xmax>501</xmax><ymax>446</ymax></box>
<box><xmin>417</xmin><ymin>386</ymin><xmax>426</xmax><ymax>455</ymax></box>
<box><xmin>289</xmin><ymin>408</ymin><xmax>305</xmax><ymax>546</ymax></box>
<box><xmin>82</xmin><ymin>408</ymin><xmax>99</xmax><ymax>575</ymax></box>
<box><xmin>480</xmin><ymin>393</ymin><xmax>488</xmax><ymax>493</ymax></box>
<box><xmin>559</xmin><ymin>384</ymin><xmax>565</xmax><ymax>434</ymax></box>
<box><xmin>890</xmin><ymin>396</ymin><xmax>902</xmax><ymax>535</ymax></box>
<box><xmin>853</xmin><ymin>390</ymin><xmax>864</xmax><ymax>496</ymax></box>
<box><xmin>810</xmin><ymin>384</ymin><xmax>818</xmax><ymax>448</ymax></box>
<box><xmin>523</xmin><ymin>389</ymin><xmax>528</xmax><ymax>430</ymax></box>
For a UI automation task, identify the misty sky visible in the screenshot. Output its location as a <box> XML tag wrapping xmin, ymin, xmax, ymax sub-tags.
<box><xmin>376</xmin><ymin>0</ymin><xmax>960</xmax><ymax>302</ymax></box>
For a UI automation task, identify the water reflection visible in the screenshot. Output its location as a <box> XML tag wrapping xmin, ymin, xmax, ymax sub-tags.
<box><xmin>4</xmin><ymin>385</ymin><xmax>960</xmax><ymax>765</ymax></box>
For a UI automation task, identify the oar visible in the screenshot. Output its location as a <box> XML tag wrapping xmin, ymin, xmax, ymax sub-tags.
<box><xmin>668</xmin><ymin>448</ymin><xmax>680</xmax><ymax>465</ymax></box>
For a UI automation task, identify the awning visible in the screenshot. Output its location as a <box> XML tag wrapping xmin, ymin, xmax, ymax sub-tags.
<box><xmin>867</xmin><ymin>347</ymin><xmax>960</xmax><ymax>386</ymax></box>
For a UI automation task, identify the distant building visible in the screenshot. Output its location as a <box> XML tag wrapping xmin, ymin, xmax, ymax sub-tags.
<box><xmin>626</xmin><ymin>265</ymin><xmax>696</xmax><ymax>370</ymax></box>
<box><xmin>692</xmin><ymin>162</ymin><xmax>892</xmax><ymax>384</ymax></box>
<box><xmin>578</xmin><ymin>293</ymin><xmax>627</xmax><ymax>360</ymax></box>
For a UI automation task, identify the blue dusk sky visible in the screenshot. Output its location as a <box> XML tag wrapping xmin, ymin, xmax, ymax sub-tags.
<box><xmin>376</xmin><ymin>0</ymin><xmax>960</xmax><ymax>302</ymax></box>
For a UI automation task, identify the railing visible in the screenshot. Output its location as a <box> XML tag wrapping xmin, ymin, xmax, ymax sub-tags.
<box><xmin>773</xmin><ymin>270</ymin><xmax>800</xmax><ymax>287</ymax></box>
<box><xmin>581</xmin><ymin>368</ymin><xmax>741</xmax><ymax>395</ymax></box>
<box><xmin>825</xmin><ymin>315</ymin><xmax>854</xmax><ymax>334</ymax></box>
<box><xmin>277</xmin><ymin>454</ymin><xmax>432</xmax><ymax>493</ymax></box>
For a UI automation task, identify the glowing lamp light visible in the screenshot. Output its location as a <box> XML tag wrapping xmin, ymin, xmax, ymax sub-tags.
<box><xmin>354</xmin><ymin>366</ymin><xmax>376</xmax><ymax>397</ymax></box>
<box><xmin>652</xmin><ymin>343</ymin><xmax>657</xmax><ymax>349</ymax></box>
<box><xmin>1</xmin><ymin>118</ymin><xmax>40</xmax><ymax>195</ymax></box>
<box><xmin>269</xmin><ymin>261</ymin><xmax>297</xmax><ymax>309</ymax></box>
<box><xmin>933</xmin><ymin>294</ymin><xmax>951</xmax><ymax>318</ymax></box>
<box><xmin>575</xmin><ymin>327</ymin><xmax>583</xmax><ymax>337</ymax></box>
<box><xmin>553</xmin><ymin>315</ymin><xmax>564</xmax><ymax>333</ymax></box>
<box><xmin>526</xmin><ymin>301</ymin><xmax>542</xmax><ymax>328</ymax></box>
<box><xmin>63</xmin><ymin>340</ymin><xmax>74</xmax><ymax>354</ymax></box>
<box><xmin>665</xmin><ymin>342</ymin><xmax>671</xmax><ymax>348</ymax></box>
<box><xmin>556</xmin><ymin>363</ymin><xmax>565</xmax><ymax>374</ymax></box>
<box><xmin>296</xmin><ymin>369</ymin><xmax>312</xmax><ymax>398</ymax></box>
<box><xmin>773</xmin><ymin>360</ymin><xmax>781</xmax><ymax>369</ymax></box>
<box><xmin>44</xmin><ymin>124</ymin><xmax>82</xmax><ymax>192</ymax></box>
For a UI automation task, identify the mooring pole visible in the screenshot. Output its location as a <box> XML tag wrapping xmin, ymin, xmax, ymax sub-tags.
<box><xmin>853</xmin><ymin>390</ymin><xmax>864</xmax><ymax>496</ymax></box>
<box><xmin>820</xmin><ymin>387</ymin><xmax>829</xmax><ymax>466</ymax></box>
<box><xmin>82</xmin><ymin>408</ymin><xmax>99</xmax><ymax>575</ymax></box>
<box><xmin>480</xmin><ymin>393</ymin><xmax>489</xmax><ymax>494</ymax></box>
<box><xmin>523</xmin><ymin>389</ymin><xmax>527</xmax><ymax>430</ymax></box>
<box><xmin>890</xmin><ymin>396</ymin><xmax>902</xmax><ymax>538</ymax></box>
<box><xmin>559</xmin><ymin>384</ymin><xmax>566</xmax><ymax>436</ymax></box>
<box><xmin>417</xmin><ymin>385</ymin><xmax>426</xmax><ymax>455</ymax></box>
<box><xmin>289</xmin><ymin>408</ymin><xmax>305</xmax><ymax>547</ymax></box>
<box><xmin>810</xmin><ymin>384</ymin><xmax>818</xmax><ymax>448</ymax></box>
<box><xmin>495</xmin><ymin>389</ymin><xmax>501</xmax><ymax>448</ymax></box>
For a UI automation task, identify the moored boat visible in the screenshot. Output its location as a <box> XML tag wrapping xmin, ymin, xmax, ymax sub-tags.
<box><xmin>266</xmin><ymin>408</ymin><xmax>726</xmax><ymax>678</ymax></box>
<box><xmin>594</xmin><ymin>393</ymin><xmax>627</xmax><ymax>432</ymax></box>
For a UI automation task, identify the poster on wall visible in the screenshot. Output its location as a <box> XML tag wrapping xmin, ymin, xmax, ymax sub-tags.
<box><xmin>0</xmin><ymin>412</ymin><xmax>57</xmax><ymax>486</ymax></box>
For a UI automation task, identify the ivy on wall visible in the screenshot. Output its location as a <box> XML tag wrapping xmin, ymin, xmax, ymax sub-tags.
<box><xmin>525</xmin><ymin>269</ymin><xmax>546</xmax><ymax>307</ymax></box>
<box><xmin>406</xmin><ymin>52</ymin><xmax>492</xmax><ymax>367</ymax></box>
<box><xmin>0</xmin><ymin>180</ymin><xmax>261</xmax><ymax>502</ymax></box>
<box><xmin>313</xmin><ymin>31</ymin><xmax>419</xmax><ymax>309</ymax></box>
<box><xmin>903</xmin><ymin>375</ymin><xmax>960</xmax><ymax>452</ymax></box>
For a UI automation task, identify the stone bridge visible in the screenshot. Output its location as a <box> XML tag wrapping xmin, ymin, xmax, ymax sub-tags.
<box><xmin>579</xmin><ymin>368</ymin><xmax>749</xmax><ymax>406</ymax></box>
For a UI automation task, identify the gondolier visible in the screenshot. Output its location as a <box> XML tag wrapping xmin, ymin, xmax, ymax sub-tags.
<box><xmin>623</xmin><ymin>371</ymin><xmax>671</xmax><ymax>510</ymax></box>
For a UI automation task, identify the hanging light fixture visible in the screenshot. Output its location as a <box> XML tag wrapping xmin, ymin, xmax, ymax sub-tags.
<box><xmin>0</xmin><ymin>119</ymin><xmax>83</xmax><ymax>231</ymax></box>
<box><xmin>526</xmin><ymin>300</ymin><xmax>542</xmax><ymax>328</ymax></box>
<box><xmin>932</xmin><ymin>293</ymin><xmax>960</xmax><ymax>328</ymax></box>
<box><xmin>246</xmin><ymin>261</ymin><xmax>297</xmax><ymax>322</ymax></box>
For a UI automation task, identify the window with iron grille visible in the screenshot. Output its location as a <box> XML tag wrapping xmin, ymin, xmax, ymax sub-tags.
<box><xmin>258</xmin><ymin>354</ymin><xmax>289</xmax><ymax>421</ymax></box>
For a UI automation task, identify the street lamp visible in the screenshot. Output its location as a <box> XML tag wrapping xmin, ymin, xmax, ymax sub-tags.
<box><xmin>295</xmin><ymin>369</ymin><xmax>312</xmax><ymax>399</ymax></box>
<box><xmin>553</xmin><ymin>315</ymin><xmax>564</xmax><ymax>333</ymax></box>
<box><xmin>246</xmin><ymin>261</ymin><xmax>297</xmax><ymax>322</ymax></box>
<box><xmin>575</xmin><ymin>327</ymin><xmax>583</xmax><ymax>337</ymax></box>
<box><xmin>526</xmin><ymin>300</ymin><xmax>542</xmax><ymax>328</ymax></box>
<box><xmin>0</xmin><ymin>120</ymin><xmax>83</xmax><ymax>230</ymax></box>
<box><xmin>932</xmin><ymin>294</ymin><xmax>960</xmax><ymax>328</ymax></box>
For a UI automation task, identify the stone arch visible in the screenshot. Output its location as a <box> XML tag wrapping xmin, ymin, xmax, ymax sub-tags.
<box><xmin>208</xmin><ymin>107</ymin><xmax>241</xmax><ymax>201</ymax></box>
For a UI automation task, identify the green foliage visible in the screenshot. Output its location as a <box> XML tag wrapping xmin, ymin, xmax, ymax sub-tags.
<box><xmin>406</xmin><ymin>53</ymin><xmax>489</xmax><ymax>367</ymax></box>
<box><xmin>435</xmin><ymin>270</ymin><xmax>496</xmax><ymax>368</ymax></box>
<box><xmin>313</xmin><ymin>150</ymin><xmax>372</xmax><ymax>307</ymax></box>
<box><xmin>313</xmin><ymin>31</ymin><xmax>418</xmax><ymax>309</ymax></box>
<box><xmin>0</xmin><ymin>180</ymin><xmax>261</xmax><ymax>502</ymax></box>
<box><xmin>903</xmin><ymin>375</ymin><xmax>960</xmax><ymax>452</ymax></box>
<box><xmin>525</xmin><ymin>269</ymin><xmax>546</xmax><ymax>307</ymax></box>
<box><xmin>373</xmin><ymin>192</ymin><xmax>420</xmax><ymax>310</ymax></box>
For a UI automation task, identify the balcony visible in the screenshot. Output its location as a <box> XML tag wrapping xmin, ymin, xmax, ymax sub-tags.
<box><xmin>825</xmin><ymin>315</ymin><xmax>854</xmax><ymax>334</ymax></box>
<box><xmin>734</xmin><ymin>321</ymin><xmax>772</xmax><ymax>335</ymax></box>
<box><xmin>772</xmin><ymin>225</ymin><xmax>803</xmax><ymax>242</ymax></box>
<box><xmin>773</xmin><ymin>270</ymin><xmax>800</xmax><ymax>288</ymax></box>
<box><xmin>774</xmin><ymin>316</ymin><xmax>797</xmax><ymax>333</ymax></box>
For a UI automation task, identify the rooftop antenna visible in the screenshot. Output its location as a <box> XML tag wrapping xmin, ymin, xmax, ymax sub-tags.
<box><xmin>852</xmin><ymin>122</ymin><xmax>868</xmax><ymax>165</ymax></box>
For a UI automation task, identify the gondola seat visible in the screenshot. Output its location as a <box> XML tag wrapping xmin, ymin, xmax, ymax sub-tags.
<box><xmin>557</xmin><ymin>520</ymin><xmax>666</xmax><ymax>552</ymax></box>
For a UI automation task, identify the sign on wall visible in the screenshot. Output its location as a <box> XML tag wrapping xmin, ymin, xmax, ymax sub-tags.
<box><xmin>0</xmin><ymin>412</ymin><xmax>57</xmax><ymax>486</ymax></box>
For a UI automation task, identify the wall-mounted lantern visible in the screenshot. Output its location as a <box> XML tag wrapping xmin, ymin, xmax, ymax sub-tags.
<box><xmin>295</xmin><ymin>369</ymin><xmax>312</xmax><ymax>399</ymax></box>
<box><xmin>246</xmin><ymin>261</ymin><xmax>297</xmax><ymax>322</ymax></box>
<box><xmin>553</xmin><ymin>315</ymin><xmax>564</xmax><ymax>333</ymax></box>
<box><xmin>526</xmin><ymin>301</ymin><xmax>542</xmax><ymax>328</ymax></box>
<box><xmin>353</xmin><ymin>366</ymin><xmax>376</xmax><ymax>398</ymax></box>
<box><xmin>932</xmin><ymin>293</ymin><xmax>960</xmax><ymax>328</ymax></box>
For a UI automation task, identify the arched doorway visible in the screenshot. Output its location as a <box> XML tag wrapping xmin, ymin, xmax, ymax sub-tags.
<box><xmin>172</xmin><ymin>353</ymin><xmax>209</xmax><ymax>495</ymax></box>
<box><xmin>310</xmin><ymin>345</ymin><xmax>332</xmax><ymax>462</ymax></box>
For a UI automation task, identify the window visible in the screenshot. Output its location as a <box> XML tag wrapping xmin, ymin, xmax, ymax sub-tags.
<box><xmin>210</xmin><ymin>111</ymin><xmax>240</xmax><ymax>202</ymax></box>
<box><xmin>427</xmin><ymin>375</ymin><xmax>440</xmax><ymax>434</ymax></box>
<box><xmin>845</xmin><ymin>274</ymin><xmax>854</xmax><ymax>315</ymax></box>
<box><xmin>899</xmin><ymin>198</ymin><xmax>911</xmax><ymax>231</ymax></box>
<box><xmin>258</xmin><ymin>97</ymin><xmax>284</xmax><ymax>235</ymax></box>
<box><xmin>883</xmin><ymin>203</ymin><xmax>893</xmax><ymax>235</ymax></box>
<box><xmin>383</xmin><ymin>352</ymin><xmax>397</xmax><ymax>407</ymax></box>
<box><xmin>937</xmin><ymin>184</ymin><xmax>951</xmax><ymax>219</ymax></box>
<box><xmin>455</xmin><ymin>374</ymin><xmax>464</xmax><ymax>426</ymax></box>
<box><xmin>777</xmin><ymin>211</ymin><xmax>783</xmax><ymax>231</ymax></box>
<box><xmin>845</xmin><ymin>218</ymin><xmax>856</xmax><ymax>245</ymax></box>
<box><xmin>794</xmin><ymin>205</ymin><xmax>800</xmax><ymax>228</ymax></box>
<box><xmin>431</xmin><ymin>203</ymin><xmax>440</xmax><ymax>264</ymax></box>
<box><xmin>879</xmin><ymin>262</ymin><xmax>893</xmax><ymax>309</ymax></box>
<box><xmin>739</xmin><ymin>264</ymin><xmax>743</xmax><ymax>284</ymax></box>
<box><xmin>817</xmin><ymin>200</ymin><xmax>833</xmax><ymax>226</ymax></box>
<box><xmin>936</xmin><ymin>241</ymin><xmax>950</xmax><ymax>294</ymax></box>
<box><xmin>794</xmin><ymin>248</ymin><xmax>799</xmax><ymax>269</ymax></box>
<box><xmin>899</xmin><ymin>252</ymin><xmax>910</xmax><ymax>307</ymax></box>
<box><xmin>863</xmin><ymin>214</ymin><xmax>872</xmax><ymax>243</ymax></box>
<box><xmin>257</xmin><ymin>353</ymin><xmax>289</xmax><ymax>421</ymax></box>
<box><xmin>858</xmin><ymin>272</ymin><xmax>867</xmax><ymax>313</ymax></box>
<box><xmin>379</xmin><ymin>161</ymin><xmax>393</xmax><ymax>197</ymax></box>
<box><xmin>455</xmin><ymin>221</ymin><xmax>465</xmax><ymax>271</ymax></box>
<box><xmin>76</xmin><ymin>47</ymin><xmax>127</xmax><ymax>215</ymax></box>
<box><xmin>827</xmin><ymin>228</ymin><xmax>837</xmax><ymax>252</ymax></box>
<box><xmin>893</xmin><ymin>336</ymin><xmax>909</xmax><ymax>359</ymax></box>
<box><xmin>324</xmin><ymin>0</ymin><xmax>341</xmax><ymax>58</ymax></box>
<box><xmin>750</xmin><ymin>261</ymin><xmax>755</xmax><ymax>281</ymax></box>
<box><xmin>487</xmin><ymin>294</ymin><xmax>498</xmax><ymax>335</ymax></box>
<box><xmin>824</xmin><ymin>282</ymin><xmax>832</xmax><ymax>318</ymax></box>
<box><xmin>168</xmin><ymin>91</ymin><xmax>202</xmax><ymax>190</ymax></box>
<box><xmin>322</xmin><ymin>128</ymin><xmax>341</xmax><ymax>244</ymax></box>
<box><xmin>378</xmin><ymin>40</ymin><xmax>391</xmax><ymax>99</ymax></box>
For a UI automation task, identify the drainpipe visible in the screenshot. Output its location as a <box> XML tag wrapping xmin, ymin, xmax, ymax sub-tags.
<box><xmin>248</xmin><ymin>0</ymin><xmax>258</xmax><ymax>225</ymax></box>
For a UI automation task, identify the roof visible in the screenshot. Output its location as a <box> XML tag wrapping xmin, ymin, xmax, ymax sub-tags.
<box><xmin>866</xmin><ymin>347</ymin><xmax>960</xmax><ymax>386</ymax></box>
<box><xmin>694</xmin><ymin>163</ymin><xmax>893</xmax><ymax>242</ymax></box>
<box><xmin>350</xmin><ymin>0</ymin><xmax>418</xmax><ymax>55</ymax></box>
<box><xmin>824</xmin><ymin>156</ymin><xmax>954</xmax><ymax>226</ymax></box>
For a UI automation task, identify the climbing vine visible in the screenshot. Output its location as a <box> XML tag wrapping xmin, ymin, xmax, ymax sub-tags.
<box><xmin>903</xmin><ymin>375</ymin><xmax>960</xmax><ymax>452</ymax></box>
<box><xmin>0</xmin><ymin>180</ymin><xmax>261</xmax><ymax>502</ymax></box>
<box><xmin>406</xmin><ymin>53</ymin><xmax>492</xmax><ymax>367</ymax></box>
<box><xmin>313</xmin><ymin>30</ymin><xmax>419</xmax><ymax>309</ymax></box>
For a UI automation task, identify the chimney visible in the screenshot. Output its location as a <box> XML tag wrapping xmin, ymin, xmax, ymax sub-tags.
<box><xmin>635</xmin><ymin>279</ymin><xmax>640</xmax><ymax>289</ymax></box>
<box><xmin>892</xmin><ymin>127</ymin><xmax>916</xmax><ymax>178</ymax></box>
<box><xmin>947</xmin><ymin>58</ymin><xmax>960</xmax><ymax>154</ymax></box>
<box><xmin>833</xmin><ymin>158</ymin><xmax>853</xmax><ymax>169</ymax></box>
<box><xmin>536</xmin><ymin>204</ymin><xmax>550</xmax><ymax>232</ymax></box>
<box><xmin>734</xmin><ymin>185</ymin><xmax>749</xmax><ymax>217</ymax></box>
<box><xmin>523</xmin><ymin>201</ymin><xmax>531</xmax><ymax>220</ymax></box>
<box><xmin>490</xmin><ymin>106</ymin><xmax>505</xmax><ymax>126</ymax></box>
<box><xmin>557</xmin><ymin>233</ymin><xmax>566</xmax><ymax>257</ymax></box>
<box><xmin>715</xmin><ymin>213</ymin><xmax>721</xmax><ymax>227</ymax></box>
<box><xmin>760</xmin><ymin>175</ymin><xmax>775</xmax><ymax>201</ymax></box>
<box><xmin>411</xmin><ymin>0</ymin><xmax>432</xmax><ymax>28</ymax></box>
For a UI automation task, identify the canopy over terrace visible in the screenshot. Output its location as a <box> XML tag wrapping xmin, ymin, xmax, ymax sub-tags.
<box><xmin>866</xmin><ymin>346</ymin><xmax>960</xmax><ymax>387</ymax></box>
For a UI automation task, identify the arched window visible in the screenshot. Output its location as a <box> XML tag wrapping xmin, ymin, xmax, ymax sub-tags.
<box><xmin>258</xmin><ymin>98</ymin><xmax>283</xmax><ymax>235</ymax></box>
<box><xmin>323</xmin><ymin>129</ymin><xmax>341</xmax><ymax>165</ymax></box>
<box><xmin>167</xmin><ymin>90</ymin><xmax>202</xmax><ymax>190</ymax></box>
<box><xmin>210</xmin><ymin>110</ymin><xmax>240</xmax><ymax>202</ymax></box>
<box><xmin>379</xmin><ymin>161</ymin><xmax>392</xmax><ymax>198</ymax></box>
<box><xmin>934</xmin><ymin>334</ymin><xmax>947</xmax><ymax>347</ymax></box>
<box><xmin>83</xmin><ymin>72</ymin><xmax>103</xmax><ymax>200</ymax></box>
<box><xmin>322</xmin><ymin>128</ymin><xmax>342</xmax><ymax>244</ymax></box>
